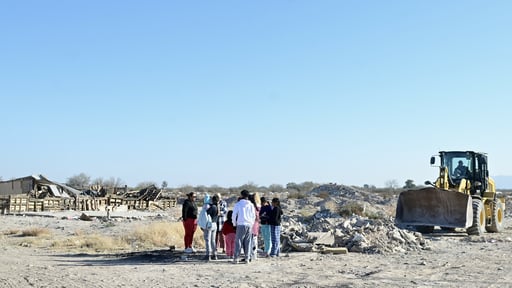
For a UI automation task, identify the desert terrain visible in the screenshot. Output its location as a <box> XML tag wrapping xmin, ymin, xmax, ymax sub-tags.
<box><xmin>1</xmin><ymin>185</ymin><xmax>512</xmax><ymax>288</ymax></box>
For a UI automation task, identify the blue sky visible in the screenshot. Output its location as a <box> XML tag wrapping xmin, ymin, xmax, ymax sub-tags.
<box><xmin>1</xmin><ymin>1</ymin><xmax>511</xmax><ymax>188</ymax></box>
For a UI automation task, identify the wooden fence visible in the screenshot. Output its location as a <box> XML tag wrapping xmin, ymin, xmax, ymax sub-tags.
<box><xmin>0</xmin><ymin>194</ymin><xmax>177</xmax><ymax>214</ymax></box>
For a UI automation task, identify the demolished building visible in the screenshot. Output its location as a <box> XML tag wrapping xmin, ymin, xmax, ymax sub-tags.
<box><xmin>0</xmin><ymin>175</ymin><xmax>176</xmax><ymax>213</ymax></box>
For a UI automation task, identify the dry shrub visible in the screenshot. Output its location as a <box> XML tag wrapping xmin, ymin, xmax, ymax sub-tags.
<box><xmin>131</xmin><ymin>221</ymin><xmax>205</xmax><ymax>249</ymax></box>
<box><xmin>287</xmin><ymin>191</ymin><xmax>307</xmax><ymax>199</ymax></box>
<box><xmin>49</xmin><ymin>221</ymin><xmax>206</xmax><ymax>252</ymax></box>
<box><xmin>3</xmin><ymin>229</ymin><xmax>20</xmax><ymax>235</ymax></box>
<box><xmin>323</xmin><ymin>199</ymin><xmax>339</xmax><ymax>212</ymax></box>
<box><xmin>338</xmin><ymin>202</ymin><xmax>365</xmax><ymax>217</ymax></box>
<box><xmin>51</xmin><ymin>234</ymin><xmax>128</xmax><ymax>251</ymax></box>
<box><xmin>132</xmin><ymin>222</ymin><xmax>175</xmax><ymax>247</ymax></box>
<box><xmin>80</xmin><ymin>234</ymin><xmax>128</xmax><ymax>250</ymax></box>
<box><xmin>299</xmin><ymin>207</ymin><xmax>317</xmax><ymax>218</ymax></box>
<box><xmin>21</xmin><ymin>227</ymin><xmax>51</xmax><ymax>237</ymax></box>
<box><xmin>317</xmin><ymin>191</ymin><xmax>330</xmax><ymax>199</ymax></box>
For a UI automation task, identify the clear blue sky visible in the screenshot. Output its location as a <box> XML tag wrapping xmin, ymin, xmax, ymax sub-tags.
<box><xmin>1</xmin><ymin>1</ymin><xmax>511</xmax><ymax>188</ymax></box>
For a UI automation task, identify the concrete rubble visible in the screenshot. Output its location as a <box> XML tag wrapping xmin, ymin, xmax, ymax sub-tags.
<box><xmin>278</xmin><ymin>184</ymin><xmax>431</xmax><ymax>254</ymax></box>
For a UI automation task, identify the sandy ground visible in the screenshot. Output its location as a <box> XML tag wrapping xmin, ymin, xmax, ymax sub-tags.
<box><xmin>1</xmin><ymin>210</ymin><xmax>512</xmax><ymax>288</ymax></box>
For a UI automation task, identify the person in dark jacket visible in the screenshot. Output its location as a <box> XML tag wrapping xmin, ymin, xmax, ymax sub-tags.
<box><xmin>259</xmin><ymin>197</ymin><xmax>273</xmax><ymax>257</ymax></box>
<box><xmin>269</xmin><ymin>197</ymin><xmax>283</xmax><ymax>257</ymax></box>
<box><xmin>182</xmin><ymin>192</ymin><xmax>198</xmax><ymax>253</ymax></box>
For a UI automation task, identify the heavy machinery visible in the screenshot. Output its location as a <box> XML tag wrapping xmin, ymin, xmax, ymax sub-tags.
<box><xmin>395</xmin><ymin>151</ymin><xmax>505</xmax><ymax>235</ymax></box>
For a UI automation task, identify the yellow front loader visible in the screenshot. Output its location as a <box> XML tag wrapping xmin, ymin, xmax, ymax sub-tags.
<box><xmin>395</xmin><ymin>151</ymin><xmax>505</xmax><ymax>235</ymax></box>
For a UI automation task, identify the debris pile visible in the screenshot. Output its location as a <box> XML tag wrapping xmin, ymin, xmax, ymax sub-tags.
<box><xmin>0</xmin><ymin>175</ymin><xmax>176</xmax><ymax>213</ymax></box>
<box><xmin>279</xmin><ymin>184</ymin><xmax>431</xmax><ymax>254</ymax></box>
<box><xmin>117</xmin><ymin>185</ymin><xmax>162</xmax><ymax>201</ymax></box>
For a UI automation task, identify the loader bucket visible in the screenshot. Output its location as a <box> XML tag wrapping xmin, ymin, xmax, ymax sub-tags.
<box><xmin>395</xmin><ymin>187</ymin><xmax>473</xmax><ymax>228</ymax></box>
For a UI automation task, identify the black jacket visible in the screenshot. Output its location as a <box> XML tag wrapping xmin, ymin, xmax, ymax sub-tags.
<box><xmin>182</xmin><ymin>199</ymin><xmax>198</xmax><ymax>220</ymax></box>
<box><xmin>207</xmin><ymin>204</ymin><xmax>219</xmax><ymax>223</ymax></box>
<box><xmin>268</xmin><ymin>206</ymin><xmax>283</xmax><ymax>226</ymax></box>
<box><xmin>259</xmin><ymin>204</ymin><xmax>272</xmax><ymax>225</ymax></box>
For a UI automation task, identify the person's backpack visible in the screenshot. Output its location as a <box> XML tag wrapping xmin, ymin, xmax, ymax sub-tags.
<box><xmin>198</xmin><ymin>205</ymin><xmax>212</xmax><ymax>229</ymax></box>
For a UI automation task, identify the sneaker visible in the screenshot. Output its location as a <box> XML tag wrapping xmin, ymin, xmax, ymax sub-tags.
<box><xmin>191</xmin><ymin>247</ymin><xmax>197</xmax><ymax>253</ymax></box>
<box><xmin>184</xmin><ymin>248</ymin><xmax>193</xmax><ymax>253</ymax></box>
<box><xmin>232</xmin><ymin>258</ymin><xmax>239</xmax><ymax>264</ymax></box>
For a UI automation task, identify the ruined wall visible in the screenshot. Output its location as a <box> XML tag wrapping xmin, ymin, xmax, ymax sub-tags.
<box><xmin>0</xmin><ymin>177</ymin><xmax>34</xmax><ymax>196</ymax></box>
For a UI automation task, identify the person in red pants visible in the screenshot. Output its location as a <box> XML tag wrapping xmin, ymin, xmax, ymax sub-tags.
<box><xmin>182</xmin><ymin>192</ymin><xmax>198</xmax><ymax>253</ymax></box>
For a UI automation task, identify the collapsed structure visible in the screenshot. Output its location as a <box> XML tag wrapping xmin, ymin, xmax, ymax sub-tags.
<box><xmin>0</xmin><ymin>175</ymin><xmax>176</xmax><ymax>213</ymax></box>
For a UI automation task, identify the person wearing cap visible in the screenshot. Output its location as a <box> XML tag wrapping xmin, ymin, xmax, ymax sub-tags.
<box><xmin>232</xmin><ymin>189</ymin><xmax>256</xmax><ymax>264</ymax></box>
<box><xmin>182</xmin><ymin>192</ymin><xmax>198</xmax><ymax>253</ymax></box>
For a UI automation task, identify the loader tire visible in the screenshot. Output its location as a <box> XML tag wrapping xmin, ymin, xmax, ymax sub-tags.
<box><xmin>486</xmin><ymin>199</ymin><xmax>505</xmax><ymax>233</ymax></box>
<box><xmin>467</xmin><ymin>198</ymin><xmax>485</xmax><ymax>236</ymax></box>
<box><xmin>415</xmin><ymin>225</ymin><xmax>434</xmax><ymax>234</ymax></box>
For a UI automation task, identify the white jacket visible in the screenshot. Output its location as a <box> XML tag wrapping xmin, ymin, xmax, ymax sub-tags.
<box><xmin>232</xmin><ymin>199</ymin><xmax>256</xmax><ymax>227</ymax></box>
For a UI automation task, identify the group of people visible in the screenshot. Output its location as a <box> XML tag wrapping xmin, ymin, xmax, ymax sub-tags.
<box><xmin>181</xmin><ymin>189</ymin><xmax>283</xmax><ymax>263</ymax></box>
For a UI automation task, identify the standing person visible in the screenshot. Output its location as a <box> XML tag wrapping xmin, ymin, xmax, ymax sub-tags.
<box><xmin>269</xmin><ymin>197</ymin><xmax>283</xmax><ymax>257</ymax></box>
<box><xmin>259</xmin><ymin>197</ymin><xmax>272</xmax><ymax>257</ymax></box>
<box><xmin>203</xmin><ymin>195</ymin><xmax>219</xmax><ymax>261</ymax></box>
<box><xmin>182</xmin><ymin>192</ymin><xmax>198</xmax><ymax>253</ymax></box>
<box><xmin>248</xmin><ymin>192</ymin><xmax>261</xmax><ymax>261</ymax></box>
<box><xmin>232</xmin><ymin>189</ymin><xmax>256</xmax><ymax>264</ymax></box>
<box><xmin>215</xmin><ymin>193</ymin><xmax>228</xmax><ymax>254</ymax></box>
<box><xmin>222</xmin><ymin>210</ymin><xmax>236</xmax><ymax>259</ymax></box>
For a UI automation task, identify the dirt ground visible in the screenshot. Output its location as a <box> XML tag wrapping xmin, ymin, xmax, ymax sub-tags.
<box><xmin>1</xmin><ymin>210</ymin><xmax>512</xmax><ymax>288</ymax></box>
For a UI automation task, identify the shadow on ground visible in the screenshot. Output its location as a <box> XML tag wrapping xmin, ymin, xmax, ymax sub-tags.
<box><xmin>51</xmin><ymin>249</ymin><xmax>226</xmax><ymax>266</ymax></box>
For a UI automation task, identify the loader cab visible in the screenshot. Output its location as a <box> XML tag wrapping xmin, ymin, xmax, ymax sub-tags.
<box><xmin>438</xmin><ymin>151</ymin><xmax>489</xmax><ymax>196</ymax></box>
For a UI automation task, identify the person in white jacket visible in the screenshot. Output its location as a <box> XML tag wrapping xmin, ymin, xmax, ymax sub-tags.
<box><xmin>232</xmin><ymin>189</ymin><xmax>256</xmax><ymax>264</ymax></box>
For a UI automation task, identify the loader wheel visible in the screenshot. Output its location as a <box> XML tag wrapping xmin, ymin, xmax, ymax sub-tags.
<box><xmin>486</xmin><ymin>199</ymin><xmax>505</xmax><ymax>233</ymax></box>
<box><xmin>415</xmin><ymin>226</ymin><xmax>434</xmax><ymax>234</ymax></box>
<box><xmin>467</xmin><ymin>198</ymin><xmax>485</xmax><ymax>235</ymax></box>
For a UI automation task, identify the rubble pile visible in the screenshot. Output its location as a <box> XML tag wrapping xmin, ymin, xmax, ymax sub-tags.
<box><xmin>278</xmin><ymin>184</ymin><xmax>431</xmax><ymax>254</ymax></box>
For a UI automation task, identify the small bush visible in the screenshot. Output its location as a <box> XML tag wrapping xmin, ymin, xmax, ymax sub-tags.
<box><xmin>338</xmin><ymin>202</ymin><xmax>365</xmax><ymax>217</ymax></box>
<box><xmin>21</xmin><ymin>227</ymin><xmax>51</xmax><ymax>237</ymax></box>
<box><xmin>132</xmin><ymin>221</ymin><xmax>205</xmax><ymax>249</ymax></box>
<box><xmin>3</xmin><ymin>229</ymin><xmax>20</xmax><ymax>235</ymax></box>
<box><xmin>51</xmin><ymin>234</ymin><xmax>129</xmax><ymax>251</ymax></box>
<box><xmin>132</xmin><ymin>222</ymin><xmax>175</xmax><ymax>247</ymax></box>
<box><xmin>287</xmin><ymin>191</ymin><xmax>307</xmax><ymax>199</ymax></box>
<box><xmin>317</xmin><ymin>191</ymin><xmax>330</xmax><ymax>199</ymax></box>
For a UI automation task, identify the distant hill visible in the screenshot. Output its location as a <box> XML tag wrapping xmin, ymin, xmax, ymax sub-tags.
<box><xmin>492</xmin><ymin>175</ymin><xmax>512</xmax><ymax>189</ymax></box>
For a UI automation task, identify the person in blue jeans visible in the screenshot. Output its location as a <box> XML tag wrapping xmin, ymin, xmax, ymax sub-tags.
<box><xmin>269</xmin><ymin>197</ymin><xmax>283</xmax><ymax>257</ymax></box>
<box><xmin>259</xmin><ymin>197</ymin><xmax>272</xmax><ymax>257</ymax></box>
<box><xmin>203</xmin><ymin>195</ymin><xmax>219</xmax><ymax>261</ymax></box>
